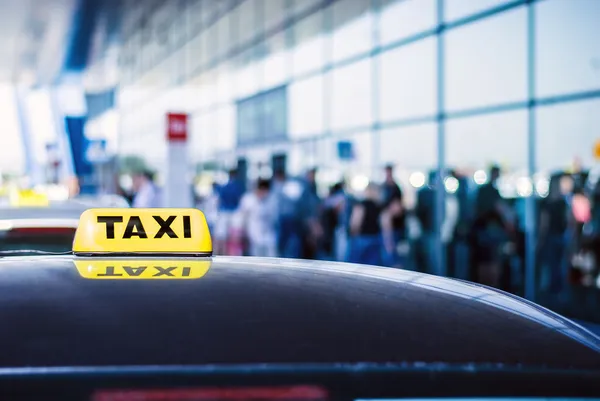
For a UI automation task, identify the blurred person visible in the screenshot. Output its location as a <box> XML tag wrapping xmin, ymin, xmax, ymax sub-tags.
<box><xmin>214</xmin><ymin>169</ymin><xmax>244</xmax><ymax>255</ymax></box>
<box><xmin>297</xmin><ymin>168</ymin><xmax>323</xmax><ymax>259</ymax></box>
<box><xmin>321</xmin><ymin>182</ymin><xmax>346</xmax><ymax>260</ymax></box>
<box><xmin>381</xmin><ymin>193</ymin><xmax>408</xmax><ymax>268</ymax></box>
<box><xmin>415</xmin><ymin>171</ymin><xmax>458</xmax><ymax>276</ymax></box>
<box><xmin>448</xmin><ymin>170</ymin><xmax>472</xmax><ymax>280</ymax></box>
<box><xmin>570</xmin><ymin>185</ymin><xmax>592</xmax><ymax>279</ymax></box>
<box><xmin>132</xmin><ymin>169</ymin><xmax>162</xmax><ymax>208</ymax></box>
<box><xmin>333</xmin><ymin>180</ymin><xmax>351</xmax><ymax>262</ymax></box>
<box><xmin>415</xmin><ymin>172</ymin><xmax>436</xmax><ymax>274</ymax></box>
<box><xmin>238</xmin><ymin>178</ymin><xmax>277</xmax><ymax>257</ymax></box>
<box><xmin>200</xmin><ymin>182</ymin><xmax>220</xmax><ymax>236</ymax></box>
<box><xmin>539</xmin><ymin>175</ymin><xmax>573</xmax><ymax>296</ymax></box>
<box><xmin>471</xmin><ymin>165</ymin><xmax>513</xmax><ymax>288</ymax></box>
<box><xmin>272</xmin><ymin>169</ymin><xmax>303</xmax><ymax>258</ymax></box>
<box><xmin>381</xmin><ymin>164</ymin><xmax>403</xmax><ymax>207</ymax></box>
<box><xmin>65</xmin><ymin>176</ymin><xmax>80</xmax><ymax>199</ymax></box>
<box><xmin>348</xmin><ymin>183</ymin><xmax>382</xmax><ymax>266</ymax></box>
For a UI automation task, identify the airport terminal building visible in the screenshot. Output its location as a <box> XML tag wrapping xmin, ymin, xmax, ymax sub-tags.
<box><xmin>112</xmin><ymin>0</ymin><xmax>600</xmax><ymax>191</ymax></box>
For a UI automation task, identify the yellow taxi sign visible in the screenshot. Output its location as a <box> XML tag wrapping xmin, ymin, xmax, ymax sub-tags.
<box><xmin>73</xmin><ymin>208</ymin><xmax>212</xmax><ymax>255</ymax></box>
<box><xmin>73</xmin><ymin>259</ymin><xmax>211</xmax><ymax>280</ymax></box>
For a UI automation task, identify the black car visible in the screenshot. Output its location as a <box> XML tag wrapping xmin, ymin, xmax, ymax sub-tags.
<box><xmin>0</xmin><ymin>208</ymin><xmax>599</xmax><ymax>400</ymax></box>
<box><xmin>0</xmin><ymin>255</ymin><xmax>599</xmax><ymax>400</ymax></box>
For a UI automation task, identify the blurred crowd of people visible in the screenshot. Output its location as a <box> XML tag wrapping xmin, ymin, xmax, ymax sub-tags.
<box><xmin>121</xmin><ymin>161</ymin><xmax>600</xmax><ymax>301</ymax></box>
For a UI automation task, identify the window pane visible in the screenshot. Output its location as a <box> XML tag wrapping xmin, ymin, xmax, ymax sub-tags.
<box><xmin>330</xmin><ymin>59</ymin><xmax>373</xmax><ymax>131</ymax></box>
<box><xmin>235</xmin><ymin>48</ymin><xmax>259</xmax><ymax>98</ymax></box>
<box><xmin>197</xmin><ymin>69</ymin><xmax>217</xmax><ymax>109</ymax></box>
<box><xmin>321</xmin><ymin>132</ymin><xmax>373</xmax><ymax>178</ymax></box>
<box><xmin>215</xmin><ymin>63</ymin><xmax>235</xmax><ymax>103</ymax></box>
<box><xmin>264</xmin><ymin>0</ymin><xmax>287</xmax><ymax>31</ymax></box>
<box><xmin>188</xmin><ymin>32</ymin><xmax>206</xmax><ymax>72</ymax></box>
<box><xmin>292</xmin><ymin>10</ymin><xmax>326</xmax><ymax>76</ymax></box>
<box><xmin>216</xmin><ymin>13</ymin><xmax>232</xmax><ymax>60</ymax></box>
<box><xmin>215</xmin><ymin>104</ymin><xmax>236</xmax><ymax>151</ymax></box>
<box><xmin>194</xmin><ymin>111</ymin><xmax>217</xmax><ymax>160</ymax></box>
<box><xmin>379</xmin><ymin>122</ymin><xmax>438</xmax><ymax>207</ymax></box>
<box><xmin>291</xmin><ymin>0</ymin><xmax>321</xmax><ymax>17</ymax></box>
<box><xmin>331</xmin><ymin>0</ymin><xmax>373</xmax><ymax>62</ymax></box>
<box><xmin>535</xmin><ymin>0</ymin><xmax>600</xmax><ymax>98</ymax></box>
<box><xmin>261</xmin><ymin>31</ymin><xmax>289</xmax><ymax>90</ymax></box>
<box><xmin>289</xmin><ymin>75</ymin><xmax>324</xmax><ymax>138</ymax></box>
<box><xmin>379</xmin><ymin>37</ymin><xmax>437</xmax><ymax>121</ymax></box>
<box><xmin>446</xmin><ymin>110</ymin><xmax>528</xmax><ymax>171</ymax></box>
<box><xmin>237</xmin><ymin>86</ymin><xmax>288</xmax><ymax>145</ymax></box>
<box><xmin>205</xmin><ymin>23</ymin><xmax>219</xmax><ymax>65</ymax></box>
<box><xmin>536</xmin><ymin>99</ymin><xmax>600</xmax><ymax>171</ymax></box>
<box><xmin>231</xmin><ymin>0</ymin><xmax>257</xmax><ymax>49</ymax></box>
<box><xmin>379</xmin><ymin>123</ymin><xmax>438</xmax><ymax>170</ymax></box>
<box><xmin>445</xmin><ymin>6</ymin><xmax>527</xmax><ymax>111</ymax></box>
<box><xmin>444</xmin><ymin>0</ymin><xmax>509</xmax><ymax>22</ymax></box>
<box><xmin>0</xmin><ymin>85</ymin><xmax>23</xmax><ymax>173</ymax></box>
<box><xmin>380</xmin><ymin>0</ymin><xmax>436</xmax><ymax>45</ymax></box>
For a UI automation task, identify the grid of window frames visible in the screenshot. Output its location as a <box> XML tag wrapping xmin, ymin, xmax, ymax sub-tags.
<box><xmin>118</xmin><ymin>0</ymin><xmax>600</xmax><ymax>182</ymax></box>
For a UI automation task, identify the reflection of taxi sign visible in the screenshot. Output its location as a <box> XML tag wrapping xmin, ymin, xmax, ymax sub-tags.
<box><xmin>73</xmin><ymin>259</ymin><xmax>211</xmax><ymax>280</ymax></box>
<box><xmin>10</xmin><ymin>189</ymin><xmax>49</xmax><ymax>207</ymax></box>
<box><xmin>72</xmin><ymin>208</ymin><xmax>212</xmax><ymax>256</ymax></box>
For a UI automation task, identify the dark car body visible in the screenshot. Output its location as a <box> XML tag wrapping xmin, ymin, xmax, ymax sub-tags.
<box><xmin>0</xmin><ymin>255</ymin><xmax>599</xmax><ymax>399</ymax></box>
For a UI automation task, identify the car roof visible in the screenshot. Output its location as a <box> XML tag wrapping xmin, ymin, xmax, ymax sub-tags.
<box><xmin>0</xmin><ymin>255</ymin><xmax>598</xmax><ymax>370</ymax></box>
<box><xmin>0</xmin><ymin>205</ymin><xmax>87</xmax><ymax>222</ymax></box>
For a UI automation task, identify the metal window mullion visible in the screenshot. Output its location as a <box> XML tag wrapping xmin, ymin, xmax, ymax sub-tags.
<box><xmin>371</xmin><ymin>0</ymin><xmax>381</xmax><ymax>178</ymax></box>
<box><xmin>435</xmin><ymin>0</ymin><xmax>447</xmax><ymax>277</ymax></box>
<box><xmin>524</xmin><ymin>0</ymin><xmax>537</xmax><ymax>301</ymax></box>
<box><xmin>323</xmin><ymin>1</ymin><xmax>333</xmax><ymax>141</ymax></box>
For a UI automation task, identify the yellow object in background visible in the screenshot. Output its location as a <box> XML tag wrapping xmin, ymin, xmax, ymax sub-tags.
<box><xmin>9</xmin><ymin>189</ymin><xmax>50</xmax><ymax>207</ymax></box>
<box><xmin>72</xmin><ymin>208</ymin><xmax>212</xmax><ymax>256</ymax></box>
<box><xmin>594</xmin><ymin>141</ymin><xmax>600</xmax><ymax>161</ymax></box>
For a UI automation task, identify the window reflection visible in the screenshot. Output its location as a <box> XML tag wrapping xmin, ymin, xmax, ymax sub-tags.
<box><xmin>380</xmin><ymin>0</ymin><xmax>436</xmax><ymax>45</ymax></box>
<box><xmin>379</xmin><ymin>123</ymin><xmax>437</xmax><ymax>208</ymax></box>
<box><xmin>331</xmin><ymin>0</ymin><xmax>373</xmax><ymax>62</ymax></box>
<box><xmin>264</xmin><ymin>0</ymin><xmax>287</xmax><ymax>32</ymax></box>
<box><xmin>216</xmin><ymin>13</ymin><xmax>232</xmax><ymax>60</ymax></box>
<box><xmin>289</xmin><ymin>75</ymin><xmax>325</xmax><ymax>138</ymax></box>
<box><xmin>535</xmin><ymin>0</ymin><xmax>600</xmax><ymax>98</ymax></box>
<box><xmin>444</xmin><ymin>0</ymin><xmax>510</xmax><ymax>22</ymax></box>
<box><xmin>215</xmin><ymin>105</ymin><xmax>236</xmax><ymax>152</ymax></box>
<box><xmin>261</xmin><ymin>32</ymin><xmax>289</xmax><ymax>91</ymax></box>
<box><xmin>446</xmin><ymin>110</ymin><xmax>527</xmax><ymax>171</ymax></box>
<box><xmin>330</xmin><ymin>59</ymin><xmax>372</xmax><ymax>131</ymax></box>
<box><xmin>536</xmin><ymin>99</ymin><xmax>600</xmax><ymax>171</ymax></box>
<box><xmin>236</xmin><ymin>48</ymin><xmax>259</xmax><ymax>98</ymax></box>
<box><xmin>378</xmin><ymin>37</ymin><xmax>437</xmax><ymax>122</ymax></box>
<box><xmin>291</xmin><ymin>0</ymin><xmax>322</xmax><ymax>17</ymax></box>
<box><xmin>236</xmin><ymin>0</ymin><xmax>257</xmax><ymax>47</ymax></box>
<box><xmin>292</xmin><ymin>10</ymin><xmax>326</xmax><ymax>76</ymax></box>
<box><xmin>445</xmin><ymin>6</ymin><xmax>527</xmax><ymax>111</ymax></box>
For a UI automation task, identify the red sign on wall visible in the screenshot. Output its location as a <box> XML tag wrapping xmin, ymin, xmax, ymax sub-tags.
<box><xmin>166</xmin><ymin>113</ymin><xmax>188</xmax><ymax>142</ymax></box>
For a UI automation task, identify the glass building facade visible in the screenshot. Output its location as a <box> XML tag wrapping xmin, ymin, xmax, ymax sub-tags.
<box><xmin>116</xmin><ymin>0</ymin><xmax>600</xmax><ymax>193</ymax></box>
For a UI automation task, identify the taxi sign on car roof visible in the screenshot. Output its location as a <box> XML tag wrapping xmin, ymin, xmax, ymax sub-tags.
<box><xmin>72</xmin><ymin>208</ymin><xmax>212</xmax><ymax>256</ymax></box>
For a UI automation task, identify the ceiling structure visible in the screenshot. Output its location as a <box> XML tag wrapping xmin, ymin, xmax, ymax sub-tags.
<box><xmin>0</xmin><ymin>0</ymin><xmax>79</xmax><ymax>86</ymax></box>
<box><xmin>0</xmin><ymin>0</ymin><xmax>121</xmax><ymax>88</ymax></box>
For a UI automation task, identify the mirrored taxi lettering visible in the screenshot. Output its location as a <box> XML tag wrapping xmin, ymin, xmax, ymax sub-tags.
<box><xmin>98</xmin><ymin>265</ymin><xmax>192</xmax><ymax>277</ymax></box>
<box><xmin>97</xmin><ymin>215</ymin><xmax>192</xmax><ymax>239</ymax></box>
<box><xmin>74</xmin><ymin>259</ymin><xmax>211</xmax><ymax>279</ymax></box>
